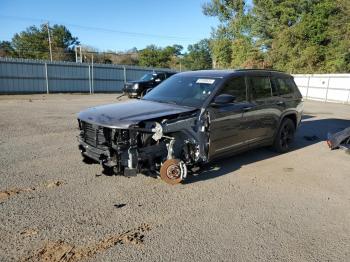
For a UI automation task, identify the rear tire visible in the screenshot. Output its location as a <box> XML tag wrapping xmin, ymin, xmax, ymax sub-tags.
<box><xmin>273</xmin><ymin>118</ymin><xmax>295</xmax><ymax>153</ymax></box>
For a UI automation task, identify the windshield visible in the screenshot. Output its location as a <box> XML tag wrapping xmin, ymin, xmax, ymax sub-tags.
<box><xmin>142</xmin><ymin>75</ymin><xmax>220</xmax><ymax>108</ymax></box>
<box><xmin>140</xmin><ymin>73</ymin><xmax>157</xmax><ymax>81</ymax></box>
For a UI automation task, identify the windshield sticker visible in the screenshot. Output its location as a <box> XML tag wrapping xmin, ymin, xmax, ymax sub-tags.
<box><xmin>196</xmin><ymin>78</ymin><xmax>215</xmax><ymax>84</ymax></box>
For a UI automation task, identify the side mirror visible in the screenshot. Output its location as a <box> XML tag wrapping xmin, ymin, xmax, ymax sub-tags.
<box><xmin>211</xmin><ymin>94</ymin><xmax>236</xmax><ymax>106</ymax></box>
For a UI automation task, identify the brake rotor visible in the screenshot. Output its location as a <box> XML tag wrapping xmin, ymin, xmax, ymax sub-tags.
<box><xmin>160</xmin><ymin>159</ymin><xmax>185</xmax><ymax>185</ymax></box>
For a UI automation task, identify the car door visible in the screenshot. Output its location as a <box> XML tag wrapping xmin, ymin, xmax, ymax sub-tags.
<box><xmin>154</xmin><ymin>73</ymin><xmax>166</xmax><ymax>86</ymax></box>
<box><xmin>272</xmin><ymin>76</ymin><xmax>297</xmax><ymax>110</ymax></box>
<box><xmin>208</xmin><ymin>75</ymin><xmax>255</xmax><ymax>157</ymax></box>
<box><xmin>243</xmin><ymin>73</ymin><xmax>280</xmax><ymax>144</ymax></box>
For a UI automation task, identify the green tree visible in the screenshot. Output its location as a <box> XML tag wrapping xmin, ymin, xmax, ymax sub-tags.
<box><xmin>322</xmin><ymin>0</ymin><xmax>350</xmax><ymax>72</ymax></box>
<box><xmin>11</xmin><ymin>24</ymin><xmax>79</xmax><ymax>61</ymax></box>
<box><xmin>182</xmin><ymin>39</ymin><xmax>212</xmax><ymax>70</ymax></box>
<box><xmin>210</xmin><ymin>37</ymin><xmax>232</xmax><ymax>68</ymax></box>
<box><xmin>138</xmin><ymin>44</ymin><xmax>183</xmax><ymax>68</ymax></box>
<box><xmin>138</xmin><ymin>45</ymin><xmax>163</xmax><ymax>67</ymax></box>
<box><xmin>230</xmin><ymin>37</ymin><xmax>264</xmax><ymax>68</ymax></box>
<box><xmin>203</xmin><ymin>0</ymin><xmax>260</xmax><ymax>69</ymax></box>
<box><xmin>0</xmin><ymin>41</ymin><xmax>15</xmax><ymax>57</ymax></box>
<box><xmin>263</xmin><ymin>0</ymin><xmax>350</xmax><ymax>73</ymax></box>
<box><xmin>203</xmin><ymin>0</ymin><xmax>350</xmax><ymax>73</ymax></box>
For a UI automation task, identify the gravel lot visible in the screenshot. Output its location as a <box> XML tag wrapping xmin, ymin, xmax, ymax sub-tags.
<box><xmin>0</xmin><ymin>94</ymin><xmax>349</xmax><ymax>261</ymax></box>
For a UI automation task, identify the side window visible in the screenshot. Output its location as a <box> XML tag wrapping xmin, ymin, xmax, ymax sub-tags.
<box><xmin>219</xmin><ymin>77</ymin><xmax>247</xmax><ymax>102</ymax></box>
<box><xmin>165</xmin><ymin>73</ymin><xmax>173</xmax><ymax>79</ymax></box>
<box><xmin>158</xmin><ymin>73</ymin><xmax>166</xmax><ymax>81</ymax></box>
<box><xmin>276</xmin><ymin>77</ymin><xmax>293</xmax><ymax>95</ymax></box>
<box><xmin>249</xmin><ymin>76</ymin><xmax>272</xmax><ymax>100</ymax></box>
<box><xmin>270</xmin><ymin>79</ymin><xmax>279</xmax><ymax>96</ymax></box>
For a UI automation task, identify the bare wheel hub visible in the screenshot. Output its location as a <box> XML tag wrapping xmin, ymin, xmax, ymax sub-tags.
<box><xmin>166</xmin><ymin>164</ymin><xmax>181</xmax><ymax>180</ymax></box>
<box><xmin>160</xmin><ymin>159</ymin><xmax>187</xmax><ymax>185</ymax></box>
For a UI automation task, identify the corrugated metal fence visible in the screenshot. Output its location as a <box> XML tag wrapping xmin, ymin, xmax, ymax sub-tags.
<box><xmin>293</xmin><ymin>74</ymin><xmax>350</xmax><ymax>104</ymax></box>
<box><xmin>0</xmin><ymin>57</ymin><xmax>174</xmax><ymax>94</ymax></box>
<box><xmin>1</xmin><ymin>58</ymin><xmax>349</xmax><ymax>104</ymax></box>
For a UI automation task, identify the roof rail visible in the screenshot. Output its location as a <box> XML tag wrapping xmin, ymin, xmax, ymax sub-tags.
<box><xmin>235</xmin><ymin>68</ymin><xmax>287</xmax><ymax>73</ymax></box>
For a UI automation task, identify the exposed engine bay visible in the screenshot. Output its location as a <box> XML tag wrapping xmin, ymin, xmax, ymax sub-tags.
<box><xmin>78</xmin><ymin>109</ymin><xmax>210</xmax><ymax>184</ymax></box>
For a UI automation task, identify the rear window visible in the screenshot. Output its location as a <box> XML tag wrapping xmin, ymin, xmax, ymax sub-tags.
<box><xmin>156</xmin><ymin>73</ymin><xmax>165</xmax><ymax>81</ymax></box>
<box><xmin>276</xmin><ymin>77</ymin><xmax>294</xmax><ymax>95</ymax></box>
<box><xmin>249</xmin><ymin>76</ymin><xmax>272</xmax><ymax>100</ymax></box>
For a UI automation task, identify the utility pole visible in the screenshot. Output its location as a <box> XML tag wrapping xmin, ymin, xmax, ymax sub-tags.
<box><xmin>75</xmin><ymin>45</ymin><xmax>82</xmax><ymax>63</ymax></box>
<box><xmin>178</xmin><ymin>54</ymin><xmax>184</xmax><ymax>72</ymax></box>
<box><xmin>91</xmin><ymin>54</ymin><xmax>94</xmax><ymax>93</ymax></box>
<box><xmin>46</xmin><ymin>22</ymin><xmax>53</xmax><ymax>61</ymax></box>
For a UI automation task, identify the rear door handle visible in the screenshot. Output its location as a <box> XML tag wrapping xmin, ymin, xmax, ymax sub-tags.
<box><xmin>243</xmin><ymin>106</ymin><xmax>253</xmax><ymax>112</ymax></box>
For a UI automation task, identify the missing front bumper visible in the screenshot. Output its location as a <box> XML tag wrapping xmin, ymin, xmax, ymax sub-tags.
<box><xmin>78</xmin><ymin>139</ymin><xmax>110</xmax><ymax>163</ymax></box>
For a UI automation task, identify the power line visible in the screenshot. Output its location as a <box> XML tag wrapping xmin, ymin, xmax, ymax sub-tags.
<box><xmin>0</xmin><ymin>14</ymin><xmax>198</xmax><ymax>41</ymax></box>
<box><xmin>7</xmin><ymin>47</ymin><xmax>139</xmax><ymax>56</ymax></box>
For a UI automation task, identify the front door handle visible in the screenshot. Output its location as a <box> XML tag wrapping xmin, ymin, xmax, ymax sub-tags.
<box><xmin>276</xmin><ymin>101</ymin><xmax>285</xmax><ymax>106</ymax></box>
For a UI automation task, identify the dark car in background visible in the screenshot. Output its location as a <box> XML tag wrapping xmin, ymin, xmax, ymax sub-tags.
<box><xmin>123</xmin><ymin>71</ymin><xmax>176</xmax><ymax>98</ymax></box>
<box><xmin>78</xmin><ymin>69</ymin><xmax>303</xmax><ymax>184</ymax></box>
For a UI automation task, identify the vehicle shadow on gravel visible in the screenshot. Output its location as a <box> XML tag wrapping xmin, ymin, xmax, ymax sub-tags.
<box><xmin>185</xmin><ymin>115</ymin><xmax>350</xmax><ymax>184</ymax></box>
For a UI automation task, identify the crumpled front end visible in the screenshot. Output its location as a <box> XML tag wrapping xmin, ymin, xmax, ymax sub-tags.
<box><xmin>77</xmin><ymin>109</ymin><xmax>210</xmax><ymax>183</ymax></box>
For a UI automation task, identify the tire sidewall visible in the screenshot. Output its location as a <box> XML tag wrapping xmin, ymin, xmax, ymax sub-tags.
<box><xmin>274</xmin><ymin>118</ymin><xmax>296</xmax><ymax>153</ymax></box>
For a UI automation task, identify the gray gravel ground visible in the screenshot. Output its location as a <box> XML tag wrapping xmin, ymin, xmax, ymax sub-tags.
<box><xmin>0</xmin><ymin>94</ymin><xmax>349</xmax><ymax>261</ymax></box>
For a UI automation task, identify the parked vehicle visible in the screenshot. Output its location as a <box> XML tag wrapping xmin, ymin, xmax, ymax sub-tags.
<box><xmin>123</xmin><ymin>71</ymin><xmax>176</xmax><ymax>98</ymax></box>
<box><xmin>78</xmin><ymin>69</ymin><xmax>303</xmax><ymax>184</ymax></box>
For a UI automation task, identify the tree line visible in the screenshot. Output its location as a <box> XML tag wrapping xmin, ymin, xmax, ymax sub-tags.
<box><xmin>0</xmin><ymin>23</ymin><xmax>212</xmax><ymax>71</ymax></box>
<box><xmin>204</xmin><ymin>0</ymin><xmax>349</xmax><ymax>73</ymax></box>
<box><xmin>1</xmin><ymin>0</ymin><xmax>349</xmax><ymax>73</ymax></box>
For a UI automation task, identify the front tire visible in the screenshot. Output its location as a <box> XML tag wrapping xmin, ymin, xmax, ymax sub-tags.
<box><xmin>82</xmin><ymin>155</ymin><xmax>96</xmax><ymax>164</ymax></box>
<box><xmin>140</xmin><ymin>90</ymin><xmax>147</xmax><ymax>98</ymax></box>
<box><xmin>273</xmin><ymin>118</ymin><xmax>295</xmax><ymax>153</ymax></box>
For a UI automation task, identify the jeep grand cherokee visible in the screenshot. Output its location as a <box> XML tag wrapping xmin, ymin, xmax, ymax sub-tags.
<box><xmin>78</xmin><ymin>70</ymin><xmax>303</xmax><ymax>184</ymax></box>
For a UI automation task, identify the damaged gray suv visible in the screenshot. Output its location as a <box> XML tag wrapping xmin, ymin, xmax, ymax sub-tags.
<box><xmin>78</xmin><ymin>70</ymin><xmax>303</xmax><ymax>184</ymax></box>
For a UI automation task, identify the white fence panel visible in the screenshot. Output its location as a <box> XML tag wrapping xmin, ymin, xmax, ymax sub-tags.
<box><xmin>293</xmin><ymin>74</ymin><xmax>350</xmax><ymax>104</ymax></box>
